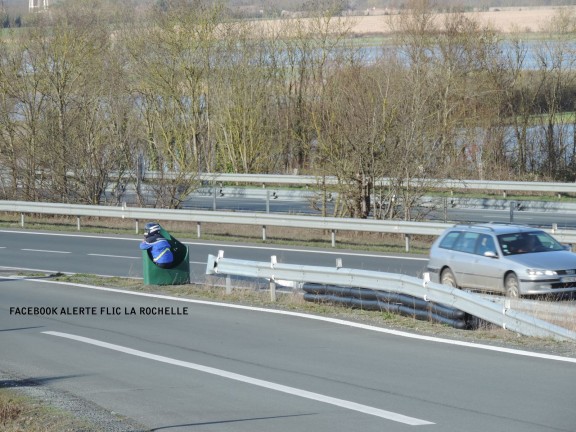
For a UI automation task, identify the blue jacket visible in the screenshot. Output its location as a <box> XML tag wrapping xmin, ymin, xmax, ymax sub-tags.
<box><xmin>139</xmin><ymin>234</ymin><xmax>174</xmax><ymax>265</ymax></box>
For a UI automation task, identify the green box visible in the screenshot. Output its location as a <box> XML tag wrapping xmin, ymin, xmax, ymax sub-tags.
<box><xmin>142</xmin><ymin>227</ymin><xmax>190</xmax><ymax>285</ymax></box>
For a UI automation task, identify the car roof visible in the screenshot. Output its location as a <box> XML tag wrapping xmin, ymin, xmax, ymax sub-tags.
<box><xmin>449</xmin><ymin>223</ymin><xmax>541</xmax><ymax>235</ymax></box>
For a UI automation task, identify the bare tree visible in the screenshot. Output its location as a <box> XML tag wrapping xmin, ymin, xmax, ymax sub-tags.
<box><xmin>311</xmin><ymin>64</ymin><xmax>397</xmax><ymax>218</ymax></box>
<box><xmin>269</xmin><ymin>3</ymin><xmax>355</xmax><ymax>173</ymax></box>
<box><xmin>126</xmin><ymin>0</ymin><xmax>221</xmax><ymax>207</ymax></box>
<box><xmin>210</xmin><ymin>25</ymin><xmax>281</xmax><ymax>173</ymax></box>
<box><xmin>530</xmin><ymin>10</ymin><xmax>576</xmax><ymax>180</ymax></box>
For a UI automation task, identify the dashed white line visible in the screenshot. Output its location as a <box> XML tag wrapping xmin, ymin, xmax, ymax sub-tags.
<box><xmin>0</xmin><ymin>229</ymin><xmax>427</xmax><ymax>261</ymax></box>
<box><xmin>43</xmin><ymin>331</ymin><xmax>434</xmax><ymax>426</ymax></box>
<box><xmin>87</xmin><ymin>254</ymin><xmax>205</xmax><ymax>265</ymax></box>
<box><xmin>21</xmin><ymin>249</ymin><xmax>71</xmax><ymax>254</ymax></box>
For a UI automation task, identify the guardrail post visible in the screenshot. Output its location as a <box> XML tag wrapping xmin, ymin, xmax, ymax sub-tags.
<box><xmin>331</xmin><ymin>230</ymin><xmax>336</xmax><ymax>247</ymax></box>
<box><xmin>197</xmin><ymin>222</ymin><xmax>201</xmax><ymax>238</ymax></box>
<box><xmin>76</xmin><ymin>216</ymin><xmax>81</xmax><ymax>231</ymax></box>
<box><xmin>135</xmin><ymin>220</ymin><xmax>139</xmax><ymax>234</ymax></box>
<box><xmin>405</xmin><ymin>234</ymin><xmax>410</xmax><ymax>252</ymax></box>
<box><xmin>212</xmin><ymin>186</ymin><xmax>217</xmax><ymax>211</ymax></box>
<box><xmin>509</xmin><ymin>200</ymin><xmax>515</xmax><ymax>222</ymax></box>
<box><xmin>20</xmin><ymin>213</ymin><xmax>24</xmax><ymax>227</ymax></box>
<box><xmin>226</xmin><ymin>275</ymin><xmax>231</xmax><ymax>294</ymax></box>
<box><xmin>266</xmin><ymin>189</ymin><xmax>270</xmax><ymax>213</ymax></box>
<box><xmin>270</xmin><ymin>255</ymin><xmax>277</xmax><ymax>301</ymax></box>
<box><xmin>262</xmin><ymin>225</ymin><xmax>267</xmax><ymax>241</ymax></box>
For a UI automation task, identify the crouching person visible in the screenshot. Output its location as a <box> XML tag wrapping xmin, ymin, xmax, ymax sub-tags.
<box><xmin>139</xmin><ymin>222</ymin><xmax>174</xmax><ymax>268</ymax></box>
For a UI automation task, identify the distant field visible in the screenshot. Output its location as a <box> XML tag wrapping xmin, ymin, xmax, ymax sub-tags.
<box><xmin>257</xmin><ymin>6</ymin><xmax>576</xmax><ymax>36</ymax></box>
<box><xmin>349</xmin><ymin>7</ymin><xmax>575</xmax><ymax>35</ymax></box>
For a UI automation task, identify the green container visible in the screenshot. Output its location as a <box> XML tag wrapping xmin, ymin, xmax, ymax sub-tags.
<box><xmin>142</xmin><ymin>227</ymin><xmax>190</xmax><ymax>285</ymax></box>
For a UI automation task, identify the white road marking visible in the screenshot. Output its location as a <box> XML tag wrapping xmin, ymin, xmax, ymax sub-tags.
<box><xmin>88</xmin><ymin>254</ymin><xmax>140</xmax><ymax>259</ymax></box>
<box><xmin>21</xmin><ymin>249</ymin><xmax>71</xmax><ymax>254</ymax></box>
<box><xmin>87</xmin><ymin>254</ymin><xmax>205</xmax><ymax>265</ymax></box>
<box><xmin>43</xmin><ymin>331</ymin><xmax>434</xmax><ymax>426</ymax></box>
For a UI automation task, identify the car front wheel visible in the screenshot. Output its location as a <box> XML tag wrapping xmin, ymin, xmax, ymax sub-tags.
<box><xmin>504</xmin><ymin>273</ymin><xmax>520</xmax><ymax>298</ymax></box>
<box><xmin>440</xmin><ymin>268</ymin><xmax>457</xmax><ymax>288</ymax></box>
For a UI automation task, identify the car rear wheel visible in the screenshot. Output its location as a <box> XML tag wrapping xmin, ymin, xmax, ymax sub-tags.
<box><xmin>504</xmin><ymin>273</ymin><xmax>520</xmax><ymax>298</ymax></box>
<box><xmin>440</xmin><ymin>268</ymin><xmax>457</xmax><ymax>288</ymax></box>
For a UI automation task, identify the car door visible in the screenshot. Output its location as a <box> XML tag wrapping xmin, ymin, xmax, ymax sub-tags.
<box><xmin>470</xmin><ymin>234</ymin><xmax>504</xmax><ymax>292</ymax></box>
<box><xmin>449</xmin><ymin>231</ymin><xmax>481</xmax><ymax>288</ymax></box>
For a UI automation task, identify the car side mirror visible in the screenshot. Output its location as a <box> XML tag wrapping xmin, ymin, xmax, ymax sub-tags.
<box><xmin>483</xmin><ymin>251</ymin><xmax>498</xmax><ymax>258</ymax></box>
<box><xmin>563</xmin><ymin>244</ymin><xmax>572</xmax><ymax>252</ymax></box>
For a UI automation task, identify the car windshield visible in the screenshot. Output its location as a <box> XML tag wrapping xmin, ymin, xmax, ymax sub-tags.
<box><xmin>497</xmin><ymin>231</ymin><xmax>564</xmax><ymax>256</ymax></box>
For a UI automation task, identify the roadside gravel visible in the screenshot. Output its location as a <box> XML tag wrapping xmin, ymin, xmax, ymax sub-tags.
<box><xmin>0</xmin><ymin>370</ymin><xmax>147</xmax><ymax>432</ymax></box>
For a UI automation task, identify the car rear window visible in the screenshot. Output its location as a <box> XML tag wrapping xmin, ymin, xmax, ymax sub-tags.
<box><xmin>439</xmin><ymin>231</ymin><xmax>461</xmax><ymax>249</ymax></box>
<box><xmin>453</xmin><ymin>232</ymin><xmax>480</xmax><ymax>253</ymax></box>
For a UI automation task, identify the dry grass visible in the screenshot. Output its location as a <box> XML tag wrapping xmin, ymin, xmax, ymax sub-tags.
<box><xmin>0</xmin><ymin>390</ymin><xmax>96</xmax><ymax>432</ymax></box>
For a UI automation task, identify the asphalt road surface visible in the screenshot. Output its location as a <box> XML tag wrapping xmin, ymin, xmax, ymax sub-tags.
<box><xmin>0</xmin><ymin>229</ymin><xmax>428</xmax><ymax>280</ymax></box>
<box><xmin>1</xmin><ymin>229</ymin><xmax>576</xmax><ymax>431</ymax></box>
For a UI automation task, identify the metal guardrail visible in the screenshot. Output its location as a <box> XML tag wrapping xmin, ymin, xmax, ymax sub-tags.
<box><xmin>2</xmin><ymin>200</ymin><xmax>576</xmax><ymax>249</ymax></box>
<box><xmin>138</xmin><ymin>171</ymin><xmax>576</xmax><ymax>194</ymax></box>
<box><xmin>205</xmin><ymin>252</ymin><xmax>576</xmax><ymax>342</ymax></box>
<box><xmin>33</xmin><ymin>169</ymin><xmax>576</xmax><ymax>193</ymax></box>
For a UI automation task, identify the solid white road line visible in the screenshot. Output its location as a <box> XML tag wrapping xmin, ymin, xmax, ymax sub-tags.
<box><xmin>12</xmin><ymin>277</ymin><xmax>576</xmax><ymax>364</ymax></box>
<box><xmin>43</xmin><ymin>331</ymin><xmax>434</xmax><ymax>426</ymax></box>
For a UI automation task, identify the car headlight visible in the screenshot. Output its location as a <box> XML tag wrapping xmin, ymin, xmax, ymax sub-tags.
<box><xmin>526</xmin><ymin>269</ymin><xmax>557</xmax><ymax>276</ymax></box>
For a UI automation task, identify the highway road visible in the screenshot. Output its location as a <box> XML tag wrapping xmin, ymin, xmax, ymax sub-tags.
<box><xmin>183</xmin><ymin>194</ymin><xmax>576</xmax><ymax>228</ymax></box>
<box><xmin>0</xmin><ymin>229</ymin><xmax>428</xmax><ymax>280</ymax></box>
<box><xmin>1</xmin><ymin>229</ymin><xmax>576</xmax><ymax>431</ymax></box>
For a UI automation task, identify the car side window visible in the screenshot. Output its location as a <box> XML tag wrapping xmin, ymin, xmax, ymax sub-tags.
<box><xmin>439</xmin><ymin>231</ymin><xmax>461</xmax><ymax>250</ymax></box>
<box><xmin>476</xmin><ymin>234</ymin><xmax>496</xmax><ymax>256</ymax></box>
<box><xmin>453</xmin><ymin>232</ymin><xmax>480</xmax><ymax>254</ymax></box>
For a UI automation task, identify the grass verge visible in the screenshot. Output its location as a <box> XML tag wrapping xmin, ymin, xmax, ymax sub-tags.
<box><xmin>0</xmin><ymin>389</ymin><xmax>96</xmax><ymax>432</ymax></box>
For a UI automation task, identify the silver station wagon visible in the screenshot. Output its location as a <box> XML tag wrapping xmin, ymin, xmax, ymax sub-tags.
<box><xmin>427</xmin><ymin>223</ymin><xmax>576</xmax><ymax>297</ymax></box>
